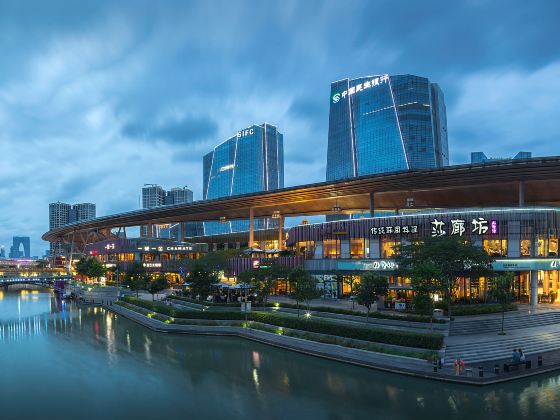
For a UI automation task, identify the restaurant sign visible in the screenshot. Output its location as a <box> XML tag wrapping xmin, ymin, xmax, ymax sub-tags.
<box><xmin>338</xmin><ymin>260</ymin><xmax>398</xmax><ymax>271</ymax></box>
<box><xmin>493</xmin><ymin>259</ymin><xmax>560</xmax><ymax>271</ymax></box>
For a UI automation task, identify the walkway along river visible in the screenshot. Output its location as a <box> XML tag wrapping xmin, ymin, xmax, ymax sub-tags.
<box><xmin>1</xmin><ymin>287</ymin><xmax>560</xmax><ymax>420</ymax></box>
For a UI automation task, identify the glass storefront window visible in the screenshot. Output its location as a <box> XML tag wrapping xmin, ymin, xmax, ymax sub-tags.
<box><xmin>381</xmin><ymin>240</ymin><xmax>398</xmax><ymax>259</ymax></box>
<box><xmin>483</xmin><ymin>239</ymin><xmax>507</xmax><ymax>257</ymax></box>
<box><xmin>549</xmin><ymin>239</ymin><xmax>558</xmax><ymax>256</ymax></box>
<box><xmin>537</xmin><ymin>239</ymin><xmax>547</xmax><ymax>257</ymax></box>
<box><xmin>350</xmin><ymin>239</ymin><xmax>364</xmax><ymax>259</ymax></box>
<box><xmin>323</xmin><ymin>240</ymin><xmax>340</xmax><ymax>259</ymax></box>
<box><xmin>520</xmin><ymin>240</ymin><xmax>531</xmax><ymax>256</ymax></box>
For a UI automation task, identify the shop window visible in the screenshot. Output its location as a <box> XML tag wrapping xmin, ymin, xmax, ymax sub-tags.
<box><xmin>537</xmin><ymin>239</ymin><xmax>547</xmax><ymax>257</ymax></box>
<box><xmin>350</xmin><ymin>239</ymin><xmax>364</xmax><ymax>259</ymax></box>
<box><xmin>520</xmin><ymin>240</ymin><xmax>531</xmax><ymax>257</ymax></box>
<box><xmin>323</xmin><ymin>240</ymin><xmax>340</xmax><ymax>259</ymax></box>
<box><xmin>549</xmin><ymin>239</ymin><xmax>559</xmax><ymax>256</ymax></box>
<box><xmin>483</xmin><ymin>240</ymin><xmax>507</xmax><ymax>257</ymax></box>
<box><xmin>381</xmin><ymin>240</ymin><xmax>398</xmax><ymax>259</ymax></box>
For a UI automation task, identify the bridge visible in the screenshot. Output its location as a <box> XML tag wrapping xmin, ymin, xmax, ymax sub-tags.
<box><xmin>0</xmin><ymin>276</ymin><xmax>72</xmax><ymax>287</ymax></box>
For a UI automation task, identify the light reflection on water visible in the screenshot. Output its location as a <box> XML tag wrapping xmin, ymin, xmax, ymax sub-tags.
<box><xmin>1</xmin><ymin>289</ymin><xmax>560</xmax><ymax>420</ymax></box>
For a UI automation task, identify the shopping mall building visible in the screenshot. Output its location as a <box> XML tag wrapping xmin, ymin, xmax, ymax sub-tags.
<box><xmin>285</xmin><ymin>208</ymin><xmax>560</xmax><ymax>306</ymax></box>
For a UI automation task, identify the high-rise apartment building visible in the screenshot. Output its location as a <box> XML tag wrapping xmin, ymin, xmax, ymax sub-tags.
<box><xmin>69</xmin><ymin>203</ymin><xmax>96</xmax><ymax>223</ymax></box>
<box><xmin>141</xmin><ymin>185</ymin><xmax>194</xmax><ymax>238</ymax></box>
<box><xmin>326</xmin><ymin>74</ymin><xmax>448</xmax><ymax>181</ymax></box>
<box><xmin>48</xmin><ymin>201</ymin><xmax>96</xmax><ymax>257</ymax></box>
<box><xmin>202</xmin><ymin>123</ymin><xmax>284</xmax><ymax>235</ymax></box>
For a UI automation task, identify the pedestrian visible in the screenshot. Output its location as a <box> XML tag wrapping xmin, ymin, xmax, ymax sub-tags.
<box><xmin>512</xmin><ymin>349</ymin><xmax>519</xmax><ymax>362</ymax></box>
<box><xmin>519</xmin><ymin>349</ymin><xmax>526</xmax><ymax>362</ymax></box>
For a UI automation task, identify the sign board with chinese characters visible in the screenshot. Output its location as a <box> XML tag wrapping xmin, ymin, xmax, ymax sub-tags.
<box><xmin>430</xmin><ymin>217</ymin><xmax>499</xmax><ymax>238</ymax></box>
<box><xmin>332</xmin><ymin>75</ymin><xmax>389</xmax><ymax>104</ymax></box>
<box><xmin>370</xmin><ymin>225</ymin><xmax>418</xmax><ymax>235</ymax></box>
<box><xmin>338</xmin><ymin>260</ymin><xmax>398</xmax><ymax>271</ymax></box>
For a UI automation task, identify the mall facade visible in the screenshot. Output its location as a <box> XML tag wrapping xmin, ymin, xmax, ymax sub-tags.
<box><xmin>286</xmin><ymin>208</ymin><xmax>560</xmax><ymax>306</ymax></box>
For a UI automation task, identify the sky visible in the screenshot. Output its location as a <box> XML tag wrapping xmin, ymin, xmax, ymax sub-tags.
<box><xmin>0</xmin><ymin>0</ymin><xmax>559</xmax><ymax>256</ymax></box>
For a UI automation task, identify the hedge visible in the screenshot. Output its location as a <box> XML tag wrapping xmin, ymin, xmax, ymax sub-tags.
<box><xmin>122</xmin><ymin>297</ymin><xmax>443</xmax><ymax>349</ymax></box>
<box><xmin>450</xmin><ymin>303</ymin><xmax>518</xmax><ymax>316</ymax></box>
<box><xmin>168</xmin><ymin>295</ymin><xmax>445</xmax><ymax>324</ymax></box>
<box><xmin>276</xmin><ymin>303</ymin><xmax>446</xmax><ymax>324</ymax></box>
<box><xmin>168</xmin><ymin>295</ymin><xmax>241</xmax><ymax>307</ymax></box>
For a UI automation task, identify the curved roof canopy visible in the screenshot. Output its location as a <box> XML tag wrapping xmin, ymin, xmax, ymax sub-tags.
<box><xmin>43</xmin><ymin>157</ymin><xmax>560</xmax><ymax>243</ymax></box>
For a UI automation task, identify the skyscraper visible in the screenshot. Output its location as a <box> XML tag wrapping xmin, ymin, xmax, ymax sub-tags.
<box><xmin>202</xmin><ymin>123</ymin><xmax>284</xmax><ymax>235</ymax></box>
<box><xmin>49</xmin><ymin>201</ymin><xmax>96</xmax><ymax>257</ymax></box>
<box><xmin>326</xmin><ymin>74</ymin><xmax>448</xmax><ymax>181</ymax></box>
<box><xmin>9</xmin><ymin>236</ymin><xmax>31</xmax><ymax>259</ymax></box>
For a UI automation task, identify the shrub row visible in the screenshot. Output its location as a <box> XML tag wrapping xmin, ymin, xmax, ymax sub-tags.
<box><xmin>168</xmin><ymin>295</ymin><xmax>445</xmax><ymax>324</ymax></box>
<box><xmin>123</xmin><ymin>296</ymin><xmax>247</xmax><ymax>320</ymax></box>
<box><xmin>276</xmin><ymin>303</ymin><xmax>446</xmax><ymax>324</ymax></box>
<box><xmin>122</xmin><ymin>297</ymin><xmax>443</xmax><ymax>349</ymax></box>
<box><xmin>449</xmin><ymin>303</ymin><xmax>518</xmax><ymax>316</ymax></box>
<box><xmin>249</xmin><ymin>312</ymin><xmax>443</xmax><ymax>350</ymax></box>
<box><xmin>167</xmin><ymin>295</ymin><xmax>241</xmax><ymax>307</ymax></box>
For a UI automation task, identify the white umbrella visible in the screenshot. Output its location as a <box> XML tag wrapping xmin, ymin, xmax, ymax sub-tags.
<box><xmin>265</xmin><ymin>248</ymin><xmax>281</xmax><ymax>254</ymax></box>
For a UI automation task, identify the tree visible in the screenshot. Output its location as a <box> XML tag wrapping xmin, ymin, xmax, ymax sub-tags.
<box><xmin>75</xmin><ymin>257</ymin><xmax>106</xmax><ymax>283</ymax></box>
<box><xmin>289</xmin><ymin>267</ymin><xmax>322</xmax><ymax>319</ymax></box>
<box><xmin>187</xmin><ymin>261</ymin><xmax>218</xmax><ymax>302</ymax></box>
<box><xmin>124</xmin><ymin>261</ymin><xmax>149</xmax><ymax>297</ymax></box>
<box><xmin>409</xmin><ymin>261</ymin><xmax>444</xmax><ymax>330</ymax></box>
<box><xmin>86</xmin><ymin>258</ymin><xmax>106</xmax><ymax>281</ymax></box>
<box><xmin>396</xmin><ymin>236</ymin><xmax>494</xmax><ymax>319</ymax></box>
<box><xmin>245</xmin><ymin>263</ymin><xmax>289</xmax><ymax>310</ymax></box>
<box><xmin>148</xmin><ymin>274</ymin><xmax>169</xmax><ymax>301</ymax></box>
<box><xmin>355</xmin><ymin>273</ymin><xmax>388</xmax><ymax>322</ymax></box>
<box><xmin>488</xmin><ymin>273</ymin><xmax>514</xmax><ymax>335</ymax></box>
<box><xmin>341</xmin><ymin>272</ymin><xmax>358</xmax><ymax>310</ymax></box>
<box><xmin>190</xmin><ymin>249</ymin><xmax>241</xmax><ymax>274</ymax></box>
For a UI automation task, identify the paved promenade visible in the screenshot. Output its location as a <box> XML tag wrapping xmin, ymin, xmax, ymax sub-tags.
<box><xmin>104</xmin><ymin>301</ymin><xmax>560</xmax><ymax>386</ymax></box>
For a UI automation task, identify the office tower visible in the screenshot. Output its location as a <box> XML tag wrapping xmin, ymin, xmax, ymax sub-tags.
<box><xmin>9</xmin><ymin>236</ymin><xmax>31</xmax><ymax>259</ymax></box>
<box><xmin>202</xmin><ymin>123</ymin><xmax>284</xmax><ymax>235</ymax></box>
<box><xmin>326</xmin><ymin>74</ymin><xmax>448</xmax><ymax>181</ymax></box>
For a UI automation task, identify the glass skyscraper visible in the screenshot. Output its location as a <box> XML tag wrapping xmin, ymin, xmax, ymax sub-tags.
<box><xmin>326</xmin><ymin>74</ymin><xmax>449</xmax><ymax>181</ymax></box>
<box><xmin>202</xmin><ymin>123</ymin><xmax>284</xmax><ymax>235</ymax></box>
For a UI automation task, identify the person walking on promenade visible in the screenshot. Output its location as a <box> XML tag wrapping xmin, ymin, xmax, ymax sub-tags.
<box><xmin>512</xmin><ymin>349</ymin><xmax>519</xmax><ymax>362</ymax></box>
<box><xmin>519</xmin><ymin>349</ymin><xmax>526</xmax><ymax>362</ymax></box>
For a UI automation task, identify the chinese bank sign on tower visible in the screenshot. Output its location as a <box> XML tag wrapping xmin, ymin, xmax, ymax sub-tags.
<box><xmin>326</xmin><ymin>74</ymin><xmax>449</xmax><ymax>181</ymax></box>
<box><xmin>203</xmin><ymin>123</ymin><xmax>284</xmax><ymax>235</ymax></box>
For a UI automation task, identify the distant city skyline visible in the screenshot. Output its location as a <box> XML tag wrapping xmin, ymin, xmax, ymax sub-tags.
<box><xmin>0</xmin><ymin>0</ymin><xmax>558</xmax><ymax>253</ymax></box>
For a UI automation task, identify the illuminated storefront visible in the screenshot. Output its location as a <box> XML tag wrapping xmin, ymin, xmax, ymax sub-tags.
<box><xmin>85</xmin><ymin>238</ymin><xmax>208</xmax><ymax>278</ymax></box>
<box><xmin>287</xmin><ymin>208</ymin><xmax>560</xmax><ymax>306</ymax></box>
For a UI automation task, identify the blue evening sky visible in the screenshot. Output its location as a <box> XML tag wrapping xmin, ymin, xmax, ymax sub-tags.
<box><xmin>0</xmin><ymin>0</ymin><xmax>558</xmax><ymax>255</ymax></box>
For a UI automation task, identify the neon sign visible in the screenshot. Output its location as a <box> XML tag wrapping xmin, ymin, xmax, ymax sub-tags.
<box><xmin>333</xmin><ymin>74</ymin><xmax>389</xmax><ymax>104</ymax></box>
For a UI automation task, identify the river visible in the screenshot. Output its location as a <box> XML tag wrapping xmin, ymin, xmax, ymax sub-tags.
<box><xmin>0</xmin><ymin>287</ymin><xmax>559</xmax><ymax>420</ymax></box>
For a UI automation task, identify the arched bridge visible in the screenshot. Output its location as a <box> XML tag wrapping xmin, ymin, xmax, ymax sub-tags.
<box><xmin>0</xmin><ymin>276</ymin><xmax>72</xmax><ymax>287</ymax></box>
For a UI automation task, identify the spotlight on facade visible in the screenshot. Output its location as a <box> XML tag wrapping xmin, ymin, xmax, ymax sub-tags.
<box><xmin>406</xmin><ymin>198</ymin><xmax>415</xmax><ymax>208</ymax></box>
<box><xmin>219</xmin><ymin>216</ymin><xmax>227</xmax><ymax>223</ymax></box>
<box><xmin>272</xmin><ymin>211</ymin><xmax>281</xmax><ymax>219</ymax></box>
<box><xmin>331</xmin><ymin>202</ymin><xmax>342</xmax><ymax>213</ymax></box>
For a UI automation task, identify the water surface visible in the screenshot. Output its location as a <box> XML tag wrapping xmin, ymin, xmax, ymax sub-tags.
<box><xmin>0</xmin><ymin>287</ymin><xmax>559</xmax><ymax>420</ymax></box>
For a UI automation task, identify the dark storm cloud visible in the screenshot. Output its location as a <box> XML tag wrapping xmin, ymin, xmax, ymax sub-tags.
<box><xmin>0</xmin><ymin>0</ymin><xmax>558</xmax><ymax>254</ymax></box>
<box><xmin>121</xmin><ymin>115</ymin><xmax>218</xmax><ymax>145</ymax></box>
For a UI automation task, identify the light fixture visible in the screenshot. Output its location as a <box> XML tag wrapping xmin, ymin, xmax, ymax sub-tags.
<box><xmin>219</xmin><ymin>216</ymin><xmax>227</xmax><ymax>223</ymax></box>
<box><xmin>331</xmin><ymin>199</ymin><xmax>341</xmax><ymax>213</ymax></box>
<box><xmin>406</xmin><ymin>198</ymin><xmax>415</xmax><ymax>208</ymax></box>
<box><xmin>272</xmin><ymin>211</ymin><xmax>281</xmax><ymax>219</ymax></box>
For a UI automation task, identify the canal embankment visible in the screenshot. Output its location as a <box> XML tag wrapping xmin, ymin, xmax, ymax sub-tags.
<box><xmin>104</xmin><ymin>298</ymin><xmax>560</xmax><ymax>386</ymax></box>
